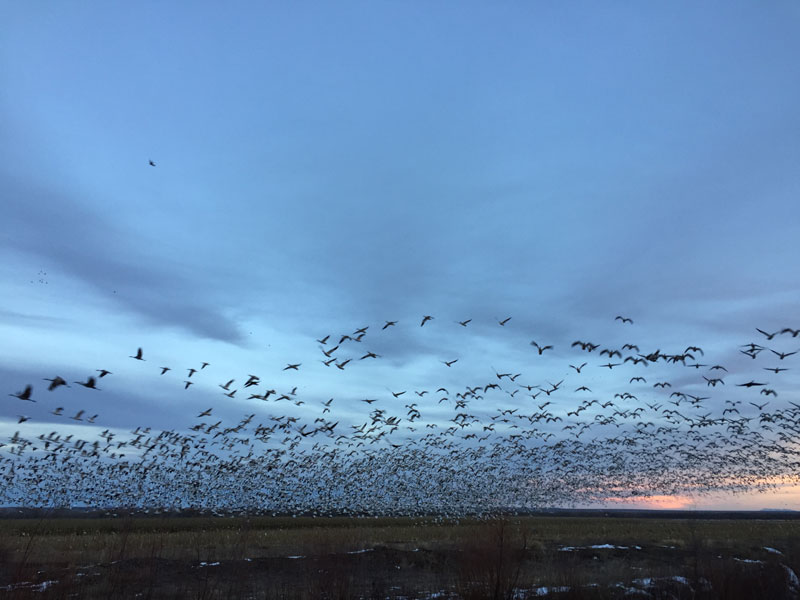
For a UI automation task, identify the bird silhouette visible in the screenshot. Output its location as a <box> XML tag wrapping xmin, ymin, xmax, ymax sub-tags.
<box><xmin>9</xmin><ymin>385</ymin><xmax>33</xmax><ymax>401</ymax></box>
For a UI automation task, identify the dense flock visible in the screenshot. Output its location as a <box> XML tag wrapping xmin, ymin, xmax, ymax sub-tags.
<box><xmin>3</xmin><ymin>317</ymin><xmax>800</xmax><ymax>514</ymax></box>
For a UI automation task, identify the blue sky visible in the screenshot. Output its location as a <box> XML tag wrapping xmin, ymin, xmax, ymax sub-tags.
<box><xmin>2</xmin><ymin>2</ymin><xmax>800</xmax><ymax>510</ymax></box>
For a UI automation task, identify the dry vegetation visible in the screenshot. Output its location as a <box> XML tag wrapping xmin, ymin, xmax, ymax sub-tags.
<box><xmin>1</xmin><ymin>514</ymin><xmax>799</xmax><ymax>599</ymax></box>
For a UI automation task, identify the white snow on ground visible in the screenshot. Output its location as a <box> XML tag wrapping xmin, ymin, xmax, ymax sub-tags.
<box><xmin>632</xmin><ymin>575</ymin><xmax>692</xmax><ymax>587</ymax></box>
<box><xmin>734</xmin><ymin>558</ymin><xmax>764</xmax><ymax>564</ymax></box>
<box><xmin>764</xmin><ymin>546</ymin><xmax>783</xmax><ymax>555</ymax></box>
<box><xmin>0</xmin><ymin>580</ymin><xmax>59</xmax><ymax>592</ymax></box>
<box><xmin>285</xmin><ymin>555</ymin><xmax>304</xmax><ymax>559</ymax></box>
<box><xmin>559</xmin><ymin>543</ymin><xmax>634</xmax><ymax>551</ymax></box>
<box><xmin>347</xmin><ymin>548</ymin><xmax>375</xmax><ymax>554</ymax></box>
<box><xmin>196</xmin><ymin>561</ymin><xmax>220</xmax><ymax>567</ymax></box>
<box><xmin>783</xmin><ymin>564</ymin><xmax>799</xmax><ymax>589</ymax></box>
<box><xmin>530</xmin><ymin>586</ymin><xmax>571</xmax><ymax>596</ymax></box>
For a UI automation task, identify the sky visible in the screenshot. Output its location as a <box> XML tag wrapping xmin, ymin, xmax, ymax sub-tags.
<box><xmin>1</xmin><ymin>2</ymin><xmax>800</xmax><ymax>511</ymax></box>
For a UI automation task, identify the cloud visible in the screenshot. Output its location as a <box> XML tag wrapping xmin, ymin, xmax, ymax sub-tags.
<box><xmin>0</xmin><ymin>172</ymin><xmax>244</xmax><ymax>343</ymax></box>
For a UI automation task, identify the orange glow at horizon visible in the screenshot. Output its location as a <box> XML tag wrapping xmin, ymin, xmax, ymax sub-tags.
<box><xmin>603</xmin><ymin>495</ymin><xmax>694</xmax><ymax>510</ymax></box>
<box><xmin>595</xmin><ymin>482</ymin><xmax>800</xmax><ymax>511</ymax></box>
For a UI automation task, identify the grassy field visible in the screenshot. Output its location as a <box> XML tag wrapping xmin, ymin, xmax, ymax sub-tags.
<box><xmin>1</xmin><ymin>514</ymin><xmax>799</xmax><ymax>598</ymax></box>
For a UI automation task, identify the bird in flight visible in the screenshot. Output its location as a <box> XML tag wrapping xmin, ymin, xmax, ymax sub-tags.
<box><xmin>130</xmin><ymin>348</ymin><xmax>145</xmax><ymax>361</ymax></box>
<box><xmin>615</xmin><ymin>316</ymin><xmax>633</xmax><ymax>324</ymax></box>
<box><xmin>159</xmin><ymin>367</ymin><xmax>171</xmax><ymax>375</ymax></box>
<box><xmin>283</xmin><ymin>363</ymin><xmax>301</xmax><ymax>371</ymax></box>
<box><xmin>75</xmin><ymin>377</ymin><xmax>100</xmax><ymax>390</ymax></box>
<box><xmin>44</xmin><ymin>376</ymin><xmax>68</xmax><ymax>391</ymax></box>
<box><xmin>10</xmin><ymin>385</ymin><xmax>33</xmax><ymax>401</ymax></box>
<box><xmin>148</xmin><ymin>159</ymin><xmax>156</xmax><ymax>167</ymax></box>
<box><xmin>421</xmin><ymin>315</ymin><xmax>434</xmax><ymax>327</ymax></box>
<box><xmin>96</xmin><ymin>369</ymin><xmax>112</xmax><ymax>378</ymax></box>
<box><xmin>441</xmin><ymin>359</ymin><xmax>458</xmax><ymax>367</ymax></box>
<box><xmin>569</xmin><ymin>363</ymin><xmax>587</xmax><ymax>373</ymax></box>
<box><xmin>498</xmin><ymin>317</ymin><xmax>511</xmax><ymax>326</ymax></box>
<box><xmin>530</xmin><ymin>341</ymin><xmax>553</xmax><ymax>355</ymax></box>
<box><xmin>383</xmin><ymin>321</ymin><xmax>397</xmax><ymax>329</ymax></box>
<box><xmin>736</xmin><ymin>381</ymin><xmax>766</xmax><ymax>388</ymax></box>
<box><xmin>458</xmin><ymin>319</ymin><xmax>472</xmax><ymax>327</ymax></box>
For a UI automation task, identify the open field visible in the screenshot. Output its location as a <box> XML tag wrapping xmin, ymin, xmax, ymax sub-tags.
<box><xmin>1</xmin><ymin>513</ymin><xmax>799</xmax><ymax>599</ymax></box>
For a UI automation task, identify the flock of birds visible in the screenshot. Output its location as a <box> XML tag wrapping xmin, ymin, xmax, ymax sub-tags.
<box><xmin>3</xmin><ymin>316</ymin><xmax>800</xmax><ymax>515</ymax></box>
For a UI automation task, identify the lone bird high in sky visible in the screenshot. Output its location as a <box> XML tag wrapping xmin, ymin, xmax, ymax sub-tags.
<box><xmin>1</xmin><ymin>2</ymin><xmax>800</xmax><ymax>512</ymax></box>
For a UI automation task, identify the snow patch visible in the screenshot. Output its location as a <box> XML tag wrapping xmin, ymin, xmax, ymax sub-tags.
<box><xmin>783</xmin><ymin>564</ymin><xmax>799</xmax><ymax>589</ymax></box>
<box><xmin>346</xmin><ymin>547</ymin><xmax>375</xmax><ymax>554</ymax></box>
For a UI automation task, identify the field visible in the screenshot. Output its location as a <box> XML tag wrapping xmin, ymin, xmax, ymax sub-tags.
<box><xmin>1</xmin><ymin>512</ymin><xmax>799</xmax><ymax>599</ymax></box>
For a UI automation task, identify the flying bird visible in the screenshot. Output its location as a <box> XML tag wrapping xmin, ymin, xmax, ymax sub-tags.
<box><xmin>130</xmin><ymin>348</ymin><xmax>145</xmax><ymax>361</ymax></box>
<box><xmin>148</xmin><ymin>159</ymin><xmax>156</xmax><ymax>167</ymax></box>
<box><xmin>615</xmin><ymin>316</ymin><xmax>633</xmax><ymax>324</ymax></box>
<box><xmin>44</xmin><ymin>376</ymin><xmax>68</xmax><ymax>391</ymax></box>
<box><xmin>420</xmin><ymin>315</ymin><xmax>434</xmax><ymax>327</ymax></box>
<box><xmin>74</xmin><ymin>377</ymin><xmax>100</xmax><ymax>390</ymax></box>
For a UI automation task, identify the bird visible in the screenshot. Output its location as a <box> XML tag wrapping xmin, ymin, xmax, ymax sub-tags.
<box><xmin>70</xmin><ymin>410</ymin><xmax>85</xmax><ymax>421</ymax></box>
<box><xmin>421</xmin><ymin>315</ymin><xmax>434</xmax><ymax>327</ymax></box>
<box><xmin>17</xmin><ymin>416</ymin><xmax>30</xmax><ymax>424</ymax></box>
<box><xmin>51</xmin><ymin>407</ymin><xmax>64</xmax><ymax>416</ymax></box>
<box><xmin>569</xmin><ymin>363</ymin><xmax>587</xmax><ymax>373</ymax></box>
<box><xmin>770</xmin><ymin>349</ymin><xmax>797</xmax><ymax>360</ymax></box>
<box><xmin>530</xmin><ymin>341</ymin><xmax>553</xmax><ymax>355</ymax></box>
<box><xmin>130</xmin><ymin>348</ymin><xmax>145</xmax><ymax>361</ymax></box>
<box><xmin>458</xmin><ymin>319</ymin><xmax>472</xmax><ymax>327</ymax></box>
<box><xmin>615</xmin><ymin>316</ymin><xmax>633</xmax><ymax>324</ymax></box>
<box><xmin>197</xmin><ymin>408</ymin><xmax>213</xmax><ymax>417</ymax></box>
<box><xmin>383</xmin><ymin>321</ymin><xmax>397</xmax><ymax>329</ymax></box>
<box><xmin>756</xmin><ymin>328</ymin><xmax>779</xmax><ymax>340</ymax></box>
<box><xmin>283</xmin><ymin>363</ymin><xmax>301</xmax><ymax>371</ymax></box>
<box><xmin>43</xmin><ymin>376</ymin><xmax>68</xmax><ymax>391</ymax></box>
<box><xmin>183</xmin><ymin>381</ymin><xmax>193</xmax><ymax>389</ymax></box>
<box><xmin>441</xmin><ymin>359</ymin><xmax>458</xmax><ymax>367</ymax></box>
<box><xmin>159</xmin><ymin>367</ymin><xmax>171</xmax><ymax>375</ymax></box>
<box><xmin>148</xmin><ymin>159</ymin><xmax>156</xmax><ymax>167</ymax></box>
<box><xmin>74</xmin><ymin>377</ymin><xmax>100</xmax><ymax>390</ymax></box>
<box><xmin>498</xmin><ymin>317</ymin><xmax>511</xmax><ymax>326</ymax></box>
<box><xmin>96</xmin><ymin>369</ymin><xmax>112</xmax><ymax>378</ymax></box>
<box><xmin>200</xmin><ymin>362</ymin><xmax>210</xmax><ymax>369</ymax></box>
<box><xmin>10</xmin><ymin>385</ymin><xmax>33</xmax><ymax>401</ymax></box>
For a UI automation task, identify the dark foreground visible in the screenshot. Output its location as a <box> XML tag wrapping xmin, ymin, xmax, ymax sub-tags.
<box><xmin>1</xmin><ymin>513</ymin><xmax>799</xmax><ymax>599</ymax></box>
